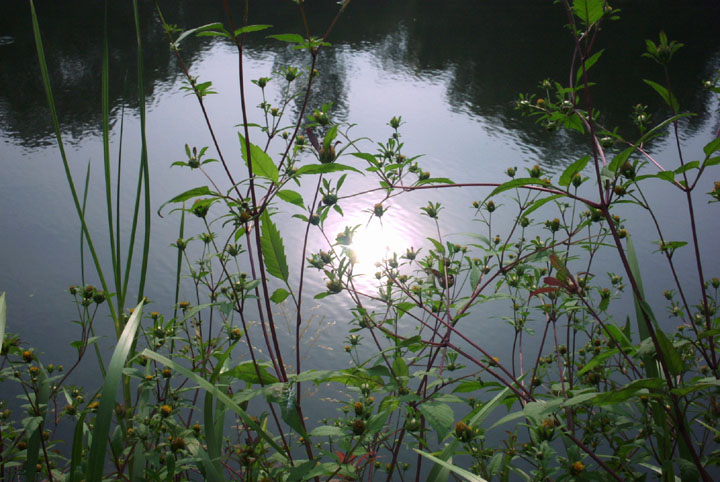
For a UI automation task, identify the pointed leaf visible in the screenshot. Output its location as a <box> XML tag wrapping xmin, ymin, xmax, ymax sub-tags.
<box><xmin>260</xmin><ymin>211</ymin><xmax>289</xmax><ymax>281</ymax></box>
<box><xmin>277</xmin><ymin>189</ymin><xmax>304</xmax><ymax>208</ymax></box>
<box><xmin>417</xmin><ymin>402</ymin><xmax>454</xmax><ymax>442</ymax></box>
<box><xmin>270</xmin><ymin>288</ymin><xmax>290</xmax><ymax>304</ymax></box>
<box><xmin>239</xmin><ymin>133</ymin><xmax>279</xmax><ymax>182</ymax></box>
<box><xmin>234</xmin><ymin>24</ymin><xmax>272</xmax><ymax>36</ymax></box>
<box><xmin>295</xmin><ymin>163</ymin><xmax>363</xmax><ymax>176</ymax></box>
<box><xmin>559</xmin><ymin>155</ymin><xmax>590</xmax><ymax>187</ymax></box>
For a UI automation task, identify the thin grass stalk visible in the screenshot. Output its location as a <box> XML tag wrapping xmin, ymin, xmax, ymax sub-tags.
<box><xmin>132</xmin><ymin>0</ymin><xmax>151</xmax><ymax>306</ymax></box>
<box><xmin>80</xmin><ymin>161</ymin><xmax>91</xmax><ymax>285</ymax></box>
<box><xmin>102</xmin><ymin>0</ymin><xmax>120</xmax><ymax>301</ymax></box>
<box><xmin>29</xmin><ymin>0</ymin><xmax>120</xmax><ymax>333</ymax></box>
<box><xmin>115</xmin><ymin>84</ymin><xmax>127</xmax><ymax>308</ymax></box>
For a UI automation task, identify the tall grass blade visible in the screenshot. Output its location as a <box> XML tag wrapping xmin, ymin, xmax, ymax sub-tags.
<box><xmin>132</xmin><ymin>0</ymin><xmax>151</xmax><ymax>304</ymax></box>
<box><xmin>86</xmin><ymin>300</ymin><xmax>144</xmax><ymax>482</ymax></box>
<box><xmin>30</xmin><ymin>0</ymin><xmax>119</xmax><ymax>332</ymax></box>
<box><xmin>24</xmin><ymin>365</ymin><xmax>50</xmax><ymax>481</ymax></box>
<box><xmin>626</xmin><ymin>235</ymin><xmax>681</xmax><ymax>480</ymax></box>
<box><xmin>0</xmin><ymin>292</ymin><xmax>5</xmax><ymax>348</ymax></box>
<box><xmin>68</xmin><ymin>413</ymin><xmax>88</xmax><ymax>482</ymax></box>
<box><xmin>81</xmin><ymin>161</ymin><xmax>91</xmax><ymax>284</ymax></box>
<box><xmin>204</xmin><ymin>348</ymin><xmax>234</xmax><ymax>477</ymax></box>
<box><xmin>102</xmin><ymin>0</ymin><xmax>120</xmax><ymax>300</ymax></box>
<box><xmin>414</xmin><ymin>449</ymin><xmax>488</xmax><ymax>482</ymax></box>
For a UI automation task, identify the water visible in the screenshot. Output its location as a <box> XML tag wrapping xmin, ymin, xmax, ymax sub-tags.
<box><xmin>1</xmin><ymin>0</ymin><xmax>720</xmax><ymax>474</ymax></box>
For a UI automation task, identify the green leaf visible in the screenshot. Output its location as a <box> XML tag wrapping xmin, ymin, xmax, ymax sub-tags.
<box><xmin>470</xmin><ymin>263</ymin><xmax>481</xmax><ymax>290</ymax></box>
<box><xmin>559</xmin><ymin>155</ymin><xmax>590</xmax><ymax>187</ymax></box>
<box><xmin>609</xmin><ymin>146</ymin><xmax>636</xmax><ymax>174</ymax></box>
<box><xmin>174</xmin><ymin>22</ymin><xmax>225</xmax><ymax>47</ymax></box>
<box><xmin>309</xmin><ymin>425</ymin><xmax>345</xmax><ymax>437</ymax></box>
<box><xmin>158</xmin><ymin>186</ymin><xmax>215</xmax><ymax>216</ymax></box>
<box><xmin>417</xmin><ymin>402</ymin><xmax>454</xmax><ymax>442</ymax></box>
<box><xmin>295</xmin><ymin>163</ymin><xmax>363</xmax><ymax>176</ymax></box>
<box><xmin>395</xmin><ymin>302</ymin><xmax>416</xmax><ymax>318</ymax></box>
<box><xmin>352</xmin><ymin>152</ymin><xmax>379</xmax><ymax>165</ymax></box>
<box><xmin>704</xmin><ymin>136</ymin><xmax>720</xmax><ymax>157</ymax></box>
<box><xmin>260</xmin><ymin>211</ymin><xmax>289</xmax><ymax>281</ymax></box>
<box><xmin>225</xmin><ymin>361</ymin><xmax>278</xmax><ymax>385</ymax></box>
<box><xmin>270</xmin><ymin>288</ymin><xmax>290</xmax><ymax>303</ymax></box>
<box><xmin>656</xmin><ymin>329</ymin><xmax>683</xmax><ymax>376</ymax></box>
<box><xmin>68</xmin><ymin>413</ymin><xmax>87</xmax><ymax>482</ymax></box>
<box><xmin>522</xmin><ymin>194</ymin><xmax>563</xmax><ymax>218</ymax></box>
<box><xmin>489</xmin><ymin>178</ymin><xmax>548</xmax><ymax>197</ymax></box>
<box><xmin>576</xmin><ymin>49</ymin><xmax>604</xmax><ymax>83</ymax></box>
<box><xmin>392</xmin><ymin>356</ymin><xmax>409</xmax><ymax>378</ymax></box>
<box><xmin>674</xmin><ymin>161</ymin><xmax>700</xmax><ymax>175</ymax></box>
<box><xmin>267</xmin><ymin>33</ymin><xmax>305</xmax><ymax>44</ymax></box>
<box><xmin>644</xmin><ymin>79</ymin><xmax>679</xmax><ymax>112</ymax></box>
<box><xmin>86</xmin><ymin>300</ymin><xmax>144</xmax><ymax>482</ymax></box>
<box><xmin>573</xmin><ymin>0</ymin><xmax>605</xmax><ymax>25</ymax></box>
<box><xmin>280</xmin><ymin>384</ymin><xmax>307</xmax><ymax>437</ymax></box>
<box><xmin>577</xmin><ymin>348</ymin><xmax>618</xmax><ymax>376</ymax></box>
<box><xmin>416</xmin><ymin>177</ymin><xmax>455</xmax><ymax>186</ymax></box>
<box><xmin>239</xmin><ymin>133</ymin><xmax>279</xmax><ymax>182</ymax></box>
<box><xmin>234</xmin><ymin>24</ymin><xmax>272</xmax><ymax>36</ymax></box>
<box><xmin>277</xmin><ymin>189</ymin><xmax>304</xmax><ymax>208</ymax></box>
<box><xmin>366</xmin><ymin>409</ymin><xmax>392</xmax><ymax>435</ymax></box>
<box><xmin>323</xmin><ymin>125</ymin><xmax>338</xmax><ymax>150</ymax></box>
<box><xmin>415</xmin><ymin>449</ymin><xmax>489</xmax><ymax>482</ymax></box>
<box><xmin>593</xmin><ymin>378</ymin><xmax>664</xmax><ymax>405</ymax></box>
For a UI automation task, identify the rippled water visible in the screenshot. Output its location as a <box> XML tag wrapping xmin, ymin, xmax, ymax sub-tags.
<box><xmin>1</xmin><ymin>0</ymin><xmax>719</xmax><ymax>417</ymax></box>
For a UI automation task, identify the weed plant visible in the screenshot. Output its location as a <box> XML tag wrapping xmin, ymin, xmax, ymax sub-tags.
<box><xmin>1</xmin><ymin>0</ymin><xmax>719</xmax><ymax>480</ymax></box>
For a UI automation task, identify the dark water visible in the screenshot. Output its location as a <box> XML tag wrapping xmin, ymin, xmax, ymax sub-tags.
<box><xmin>1</xmin><ymin>0</ymin><xmax>720</xmax><ymax>468</ymax></box>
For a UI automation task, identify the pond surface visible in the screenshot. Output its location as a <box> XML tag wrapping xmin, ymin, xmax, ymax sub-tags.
<box><xmin>1</xmin><ymin>0</ymin><xmax>720</xmax><ymax>432</ymax></box>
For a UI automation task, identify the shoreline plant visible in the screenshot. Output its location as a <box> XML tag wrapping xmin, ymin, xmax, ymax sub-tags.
<box><xmin>1</xmin><ymin>0</ymin><xmax>719</xmax><ymax>480</ymax></box>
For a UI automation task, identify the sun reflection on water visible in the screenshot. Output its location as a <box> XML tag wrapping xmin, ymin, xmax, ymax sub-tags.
<box><xmin>347</xmin><ymin>217</ymin><xmax>411</xmax><ymax>279</ymax></box>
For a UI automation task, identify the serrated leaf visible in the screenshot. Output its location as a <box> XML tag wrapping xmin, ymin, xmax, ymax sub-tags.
<box><xmin>418</xmin><ymin>402</ymin><xmax>454</xmax><ymax>442</ymax></box>
<box><xmin>573</xmin><ymin>0</ymin><xmax>605</xmax><ymax>25</ymax></box>
<box><xmin>260</xmin><ymin>211</ymin><xmax>289</xmax><ymax>281</ymax></box>
<box><xmin>392</xmin><ymin>356</ymin><xmax>409</xmax><ymax>378</ymax></box>
<box><xmin>239</xmin><ymin>133</ymin><xmax>278</xmax><ymax>182</ymax></box>
<box><xmin>559</xmin><ymin>155</ymin><xmax>590</xmax><ymax>187</ymax></box>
